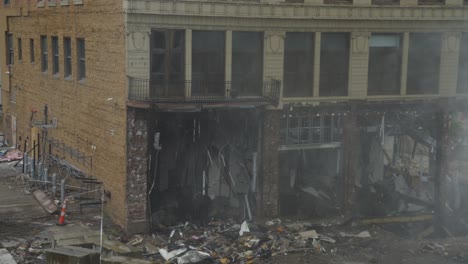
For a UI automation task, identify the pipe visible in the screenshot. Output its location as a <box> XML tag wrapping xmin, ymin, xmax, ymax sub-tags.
<box><xmin>61</xmin><ymin>179</ymin><xmax>66</xmax><ymax>203</ymax></box>
<box><xmin>251</xmin><ymin>152</ymin><xmax>257</xmax><ymax>193</ymax></box>
<box><xmin>52</xmin><ymin>173</ymin><xmax>57</xmax><ymax>197</ymax></box>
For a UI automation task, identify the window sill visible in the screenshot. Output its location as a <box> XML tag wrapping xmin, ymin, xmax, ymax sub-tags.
<box><xmin>78</xmin><ymin>78</ymin><xmax>86</xmax><ymax>84</ymax></box>
<box><xmin>31</xmin><ymin>62</ymin><xmax>35</xmax><ymax>65</ymax></box>
<box><xmin>37</xmin><ymin>1</ymin><xmax>45</xmax><ymax>7</ymax></box>
<box><xmin>42</xmin><ymin>71</ymin><xmax>48</xmax><ymax>76</ymax></box>
<box><xmin>64</xmin><ymin>76</ymin><xmax>72</xmax><ymax>81</ymax></box>
<box><xmin>53</xmin><ymin>73</ymin><xmax>60</xmax><ymax>79</ymax></box>
<box><xmin>60</xmin><ymin>0</ymin><xmax>70</xmax><ymax>6</ymax></box>
<box><xmin>49</xmin><ymin>1</ymin><xmax>57</xmax><ymax>7</ymax></box>
<box><xmin>73</xmin><ymin>0</ymin><xmax>83</xmax><ymax>5</ymax></box>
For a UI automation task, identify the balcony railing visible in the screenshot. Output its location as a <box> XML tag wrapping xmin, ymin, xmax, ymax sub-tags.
<box><xmin>128</xmin><ymin>77</ymin><xmax>281</xmax><ymax>104</ymax></box>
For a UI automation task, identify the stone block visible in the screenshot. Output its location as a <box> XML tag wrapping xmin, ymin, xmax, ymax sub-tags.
<box><xmin>45</xmin><ymin>246</ymin><xmax>99</xmax><ymax>264</ymax></box>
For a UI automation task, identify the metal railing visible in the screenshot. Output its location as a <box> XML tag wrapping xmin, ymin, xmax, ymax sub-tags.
<box><xmin>128</xmin><ymin>77</ymin><xmax>281</xmax><ymax>104</ymax></box>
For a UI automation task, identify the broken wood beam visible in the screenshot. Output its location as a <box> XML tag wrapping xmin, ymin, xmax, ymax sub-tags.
<box><xmin>357</xmin><ymin>214</ymin><xmax>433</xmax><ymax>225</ymax></box>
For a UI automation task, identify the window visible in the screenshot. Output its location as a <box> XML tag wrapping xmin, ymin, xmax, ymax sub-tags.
<box><xmin>320</xmin><ymin>33</ymin><xmax>350</xmax><ymax>96</ymax></box>
<box><xmin>407</xmin><ymin>33</ymin><xmax>441</xmax><ymax>94</ymax></box>
<box><xmin>457</xmin><ymin>33</ymin><xmax>468</xmax><ymax>93</ymax></box>
<box><xmin>41</xmin><ymin>35</ymin><xmax>48</xmax><ymax>72</ymax></box>
<box><xmin>6</xmin><ymin>33</ymin><xmax>13</xmax><ymax>65</ymax></box>
<box><xmin>368</xmin><ymin>34</ymin><xmax>402</xmax><ymax>95</ymax></box>
<box><xmin>283</xmin><ymin>32</ymin><xmax>314</xmax><ymax>97</ymax></box>
<box><xmin>324</xmin><ymin>0</ymin><xmax>352</xmax><ymax>4</ymax></box>
<box><xmin>232</xmin><ymin>31</ymin><xmax>263</xmax><ymax>96</ymax></box>
<box><xmin>418</xmin><ymin>0</ymin><xmax>444</xmax><ymax>5</ymax></box>
<box><xmin>77</xmin><ymin>38</ymin><xmax>86</xmax><ymax>80</ymax></box>
<box><xmin>372</xmin><ymin>0</ymin><xmax>399</xmax><ymax>4</ymax></box>
<box><xmin>18</xmin><ymin>38</ymin><xmax>22</xmax><ymax>61</ymax></box>
<box><xmin>30</xmin><ymin>39</ymin><xmax>35</xmax><ymax>63</ymax></box>
<box><xmin>4</xmin><ymin>0</ymin><xmax>10</xmax><ymax>6</ymax></box>
<box><xmin>64</xmin><ymin>37</ymin><xmax>72</xmax><ymax>78</ymax></box>
<box><xmin>150</xmin><ymin>30</ymin><xmax>185</xmax><ymax>97</ymax></box>
<box><xmin>192</xmin><ymin>31</ymin><xmax>225</xmax><ymax>96</ymax></box>
<box><xmin>52</xmin><ymin>36</ymin><xmax>59</xmax><ymax>75</ymax></box>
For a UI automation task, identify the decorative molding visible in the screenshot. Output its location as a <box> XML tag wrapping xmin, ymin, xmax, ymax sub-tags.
<box><xmin>442</xmin><ymin>32</ymin><xmax>461</xmax><ymax>53</ymax></box>
<box><xmin>125</xmin><ymin>0</ymin><xmax>468</xmax><ymax>21</ymax></box>
<box><xmin>351</xmin><ymin>32</ymin><xmax>370</xmax><ymax>54</ymax></box>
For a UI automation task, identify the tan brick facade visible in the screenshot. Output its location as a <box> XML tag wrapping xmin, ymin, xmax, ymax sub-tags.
<box><xmin>0</xmin><ymin>1</ymin><xmax>129</xmax><ymax>229</ymax></box>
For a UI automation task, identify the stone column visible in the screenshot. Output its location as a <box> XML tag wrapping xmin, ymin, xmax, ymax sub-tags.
<box><xmin>264</xmin><ymin>31</ymin><xmax>285</xmax><ymax>103</ymax></box>
<box><xmin>313</xmin><ymin>32</ymin><xmax>321</xmax><ymax>98</ymax></box>
<box><xmin>185</xmin><ymin>29</ymin><xmax>192</xmax><ymax>97</ymax></box>
<box><xmin>349</xmin><ymin>31</ymin><xmax>370</xmax><ymax>99</ymax></box>
<box><xmin>126</xmin><ymin>107</ymin><xmax>149</xmax><ymax>234</ymax></box>
<box><xmin>225</xmin><ymin>30</ymin><xmax>232</xmax><ymax>97</ymax></box>
<box><xmin>439</xmin><ymin>32</ymin><xmax>461</xmax><ymax>97</ymax></box>
<box><xmin>259</xmin><ymin>110</ymin><xmax>281</xmax><ymax>217</ymax></box>
<box><xmin>400</xmin><ymin>32</ymin><xmax>410</xmax><ymax>96</ymax></box>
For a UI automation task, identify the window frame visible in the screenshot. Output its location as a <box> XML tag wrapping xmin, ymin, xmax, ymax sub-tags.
<box><xmin>52</xmin><ymin>36</ymin><xmax>59</xmax><ymax>75</ymax></box>
<box><xmin>64</xmin><ymin>37</ymin><xmax>72</xmax><ymax>78</ymax></box>
<box><xmin>40</xmin><ymin>35</ymin><xmax>48</xmax><ymax>73</ymax></box>
<box><xmin>77</xmin><ymin>38</ymin><xmax>86</xmax><ymax>80</ymax></box>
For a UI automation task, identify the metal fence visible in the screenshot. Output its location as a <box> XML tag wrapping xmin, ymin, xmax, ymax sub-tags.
<box><xmin>128</xmin><ymin>77</ymin><xmax>281</xmax><ymax>104</ymax></box>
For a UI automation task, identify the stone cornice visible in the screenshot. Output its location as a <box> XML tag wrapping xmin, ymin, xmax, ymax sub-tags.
<box><xmin>125</xmin><ymin>0</ymin><xmax>468</xmax><ymax>21</ymax></box>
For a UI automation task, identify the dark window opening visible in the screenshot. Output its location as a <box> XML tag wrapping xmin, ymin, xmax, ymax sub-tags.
<box><xmin>7</xmin><ymin>33</ymin><xmax>13</xmax><ymax>65</ymax></box>
<box><xmin>368</xmin><ymin>34</ymin><xmax>402</xmax><ymax>95</ymax></box>
<box><xmin>64</xmin><ymin>37</ymin><xmax>72</xmax><ymax>78</ymax></box>
<box><xmin>418</xmin><ymin>0</ymin><xmax>444</xmax><ymax>5</ymax></box>
<box><xmin>232</xmin><ymin>31</ymin><xmax>263</xmax><ymax>97</ymax></box>
<box><xmin>324</xmin><ymin>0</ymin><xmax>352</xmax><ymax>4</ymax></box>
<box><xmin>4</xmin><ymin>0</ymin><xmax>10</xmax><ymax>6</ymax></box>
<box><xmin>407</xmin><ymin>33</ymin><xmax>441</xmax><ymax>95</ymax></box>
<box><xmin>457</xmin><ymin>33</ymin><xmax>468</xmax><ymax>93</ymax></box>
<box><xmin>30</xmin><ymin>39</ymin><xmax>35</xmax><ymax>63</ymax></box>
<box><xmin>320</xmin><ymin>33</ymin><xmax>349</xmax><ymax>97</ymax></box>
<box><xmin>283</xmin><ymin>32</ymin><xmax>314</xmax><ymax>98</ymax></box>
<box><xmin>52</xmin><ymin>36</ymin><xmax>59</xmax><ymax>75</ymax></box>
<box><xmin>77</xmin><ymin>38</ymin><xmax>86</xmax><ymax>80</ymax></box>
<box><xmin>150</xmin><ymin>30</ymin><xmax>185</xmax><ymax>97</ymax></box>
<box><xmin>372</xmin><ymin>0</ymin><xmax>399</xmax><ymax>4</ymax></box>
<box><xmin>18</xmin><ymin>38</ymin><xmax>22</xmax><ymax>62</ymax></box>
<box><xmin>192</xmin><ymin>31</ymin><xmax>225</xmax><ymax>96</ymax></box>
<box><xmin>41</xmin><ymin>35</ymin><xmax>48</xmax><ymax>72</ymax></box>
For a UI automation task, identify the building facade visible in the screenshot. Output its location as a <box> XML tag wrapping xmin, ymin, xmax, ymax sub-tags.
<box><xmin>2</xmin><ymin>0</ymin><xmax>468</xmax><ymax>233</ymax></box>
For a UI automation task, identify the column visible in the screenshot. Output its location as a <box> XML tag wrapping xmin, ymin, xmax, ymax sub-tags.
<box><xmin>349</xmin><ymin>31</ymin><xmax>370</xmax><ymax>99</ymax></box>
<box><xmin>225</xmin><ymin>30</ymin><xmax>232</xmax><ymax>97</ymax></box>
<box><xmin>400</xmin><ymin>32</ymin><xmax>409</xmax><ymax>96</ymax></box>
<box><xmin>439</xmin><ymin>32</ymin><xmax>461</xmax><ymax>97</ymax></box>
<box><xmin>342</xmin><ymin>111</ymin><xmax>360</xmax><ymax>216</ymax></box>
<box><xmin>263</xmin><ymin>31</ymin><xmax>285</xmax><ymax>102</ymax></box>
<box><xmin>313</xmin><ymin>32</ymin><xmax>321</xmax><ymax>97</ymax></box>
<box><xmin>185</xmin><ymin>29</ymin><xmax>192</xmax><ymax>97</ymax></box>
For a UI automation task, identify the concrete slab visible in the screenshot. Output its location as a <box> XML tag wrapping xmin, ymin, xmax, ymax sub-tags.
<box><xmin>46</xmin><ymin>246</ymin><xmax>99</xmax><ymax>264</ymax></box>
<box><xmin>0</xmin><ymin>248</ymin><xmax>17</xmax><ymax>264</ymax></box>
<box><xmin>101</xmin><ymin>256</ymin><xmax>155</xmax><ymax>264</ymax></box>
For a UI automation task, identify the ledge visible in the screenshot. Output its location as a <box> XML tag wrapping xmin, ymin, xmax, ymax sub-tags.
<box><xmin>60</xmin><ymin>0</ymin><xmax>70</xmax><ymax>6</ymax></box>
<box><xmin>37</xmin><ymin>1</ymin><xmax>45</xmax><ymax>7</ymax></box>
<box><xmin>125</xmin><ymin>0</ymin><xmax>468</xmax><ymax>21</ymax></box>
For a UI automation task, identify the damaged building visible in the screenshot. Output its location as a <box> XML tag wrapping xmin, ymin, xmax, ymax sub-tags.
<box><xmin>1</xmin><ymin>0</ymin><xmax>468</xmax><ymax>234</ymax></box>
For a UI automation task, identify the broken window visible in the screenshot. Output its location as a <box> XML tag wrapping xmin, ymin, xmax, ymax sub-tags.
<box><xmin>283</xmin><ymin>32</ymin><xmax>314</xmax><ymax>98</ymax></box>
<box><xmin>232</xmin><ymin>31</ymin><xmax>263</xmax><ymax>97</ymax></box>
<box><xmin>192</xmin><ymin>31</ymin><xmax>225</xmax><ymax>96</ymax></box>
<box><xmin>368</xmin><ymin>34</ymin><xmax>402</xmax><ymax>95</ymax></box>
<box><xmin>40</xmin><ymin>35</ymin><xmax>47</xmax><ymax>72</ymax></box>
<box><xmin>77</xmin><ymin>38</ymin><xmax>86</xmax><ymax>80</ymax></box>
<box><xmin>280</xmin><ymin>112</ymin><xmax>342</xmax><ymax>146</ymax></box>
<box><xmin>150</xmin><ymin>30</ymin><xmax>185</xmax><ymax>97</ymax></box>
<box><xmin>407</xmin><ymin>33</ymin><xmax>441</xmax><ymax>95</ymax></box>
<box><xmin>64</xmin><ymin>37</ymin><xmax>72</xmax><ymax>78</ymax></box>
<box><xmin>320</xmin><ymin>33</ymin><xmax>349</xmax><ymax>97</ymax></box>
<box><xmin>457</xmin><ymin>33</ymin><xmax>468</xmax><ymax>93</ymax></box>
<box><xmin>52</xmin><ymin>36</ymin><xmax>59</xmax><ymax>75</ymax></box>
<box><xmin>7</xmin><ymin>33</ymin><xmax>13</xmax><ymax>65</ymax></box>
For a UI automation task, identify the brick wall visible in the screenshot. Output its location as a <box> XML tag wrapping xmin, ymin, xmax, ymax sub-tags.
<box><xmin>1</xmin><ymin>1</ymin><xmax>129</xmax><ymax>228</ymax></box>
<box><xmin>126</xmin><ymin>107</ymin><xmax>148</xmax><ymax>234</ymax></box>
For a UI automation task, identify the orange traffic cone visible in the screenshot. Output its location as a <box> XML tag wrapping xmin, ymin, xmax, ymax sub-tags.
<box><xmin>57</xmin><ymin>198</ymin><xmax>67</xmax><ymax>226</ymax></box>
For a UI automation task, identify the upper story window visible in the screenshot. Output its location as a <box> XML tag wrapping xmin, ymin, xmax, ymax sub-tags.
<box><xmin>18</xmin><ymin>38</ymin><xmax>22</xmax><ymax>62</ymax></box>
<box><xmin>64</xmin><ymin>37</ymin><xmax>72</xmax><ymax>78</ymax></box>
<box><xmin>406</xmin><ymin>33</ymin><xmax>441</xmax><ymax>95</ymax></box>
<box><xmin>320</xmin><ymin>33</ymin><xmax>349</xmax><ymax>97</ymax></box>
<box><xmin>283</xmin><ymin>32</ymin><xmax>314</xmax><ymax>98</ymax></box>
<box><xmin>457</xmin><ymin>33</ymin><xmax>468</xmax><ymax>93</ymax></box>
<box><xmin>52</xmin><ymin>36</ymin><xmax>59</xmax><ymax>75</ymax></box>
<box><xmin>324</xmin><ymin>0</ymin><xmax>352</xmax><ymax>4</ymax></box>
<box><xmin>372</xmin><ymin>0</ymin><xmax>399</xmax><ymax>4</ymax></box>
<box><xmin>3</xmin><ymin>0</ymin><xmax>10</xmax><ymax>7</ymax></box>
<box><xmin>368</xmin><ymin>34</ymin><xmax>402</xmax><ymax>96</ymax></box>
<box><xmin>7</xmin><ymin>33</ymin><xmax>13</xmax><ymax>65</ymax></box>
<box><xmin>41</xmin><ymin>35</ymin><xmax>48</xmax><ymax>72</ymax></box>
<box><xmin>232</xmin><ymin>31</ymin><xmax>263</xmax><ymax>97</ymax></box>
<box><xmin>30</xmin><ymin>39</ymin><xmax>35</xmax><ymax>63</ymax></box>
<box><xmin>77</xmin><ymin>38</ymin><xmax>86</xmax><ymax>80</ymax></box>
<box><xmin>418</xmin><ymin>0</ymin><xmax>444</xmax><ymax>5</ymax></box>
